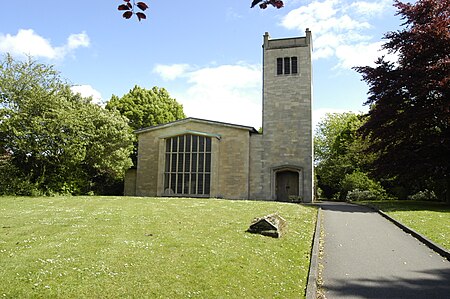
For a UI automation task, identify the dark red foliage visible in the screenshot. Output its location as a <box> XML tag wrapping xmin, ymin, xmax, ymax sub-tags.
<box><xmin>118</xmin><ymin>0</ymin><xmax>149</xmax><ymax>21</ymax></box>
<box><xmin>136</xmin><ymin>2</ymin><xmax>149</xmax><ymax>11</ymax></box>
<box><xmin>273</xmin><ymin>0</ymin><xmax>284</xmax><ymax>8</ymax></box>
<box><xmin>136</xmin><ymin>12</ymin><xmax>146</xmax><ymax>21</ymax></box>
<box><xmin>251</xmin><ymin>0</ymin><xmax>262</xmax><ymax>7</ymax></box>
<box><xmin>252</xmin><ymin>0</ymin><xmax>284</xmax><ymax>9</ymax></box>
<box><xmin>122</xmin><ymin>11</ymin><xmax>133</xmax><ymax>19</ymax></box>
<box><xmin>118</xmin><ymin>4</ymin><xmax>130</xmax><ymax>11</ymax></box>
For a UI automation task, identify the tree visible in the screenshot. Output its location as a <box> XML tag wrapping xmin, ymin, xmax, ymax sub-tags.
<box><xmin>106</xmin><ymin>85</ymin><xmax>185</xmax><ymax>165</ymax></box>
<box><xmin>354</xmin><ymin>0</ymin><xmax>450</xmax><ymax>201</ymax></box>
<box><xmin>0</xmin><ymin>55</ymin><xmax>134</xmax><ymax>195</ymax></box>
<box><xmin>106</xmin><ymin>85</ymin><xmax>185</xmax><ymax>131</ymax></box>
<box><xmin>314</xmin><ymin>112</ymin><xmax>376</xmax><ymax>199</ymax></box>
<box><xmin>315</xmin><ymin>112</ymin><xmax>363</xmax><ymax>165</ymax></box>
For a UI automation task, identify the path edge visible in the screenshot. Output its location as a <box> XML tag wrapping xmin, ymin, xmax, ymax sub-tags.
<box><xmin>305</xmin><ymin>206</ymin><xmax>322</xmax><ymax>299</ymax></box>
<box><xmin>362</xmin><ymin>203</ymin><xmax>450</xmax><ymax>262</ymax></box>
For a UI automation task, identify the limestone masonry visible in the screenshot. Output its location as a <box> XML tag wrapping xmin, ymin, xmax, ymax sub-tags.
<box><xmin>125</xmin><ymin>30</ymin><xmax>313</xmax><ymax>202</ymax></box>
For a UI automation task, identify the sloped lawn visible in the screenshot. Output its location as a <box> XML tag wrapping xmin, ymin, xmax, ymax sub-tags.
<box><xmin>0</xmin><ymin>196</ymin><xmax>317</xmax><ymax>298</ymax></box>
<box><xmin>364</xmin><ymin>200</ymin><xmax>450</xmax><ymax>251</ymax></box>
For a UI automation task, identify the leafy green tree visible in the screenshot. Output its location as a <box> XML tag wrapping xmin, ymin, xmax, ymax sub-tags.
<box><xmin>314</xmin><ymin>112</ymin><xmax>376</xmax><ymax>199</ymax></box>
<box><xmin>0</xmin><ymin>54</ymin><xmax>134</xmax><ymax>195</ymax></box>
<box><xmin>106</xmin><ymin>85</ymin><xmax>185</xmax><ymax>130</ymax></box>
<box><xmin>315</xmin><ymin>112</ymin><xmax>362</xmax><ymax>165</ymax></box>
<box><xmin>106</xmin><ymin>85</ymin><xmax>185</xmax><ymax>166</ymax></box>
<box><xmin>354</xmin><ymin>0</ymin><xmax>450</xmax><ymax>202</ymax></box>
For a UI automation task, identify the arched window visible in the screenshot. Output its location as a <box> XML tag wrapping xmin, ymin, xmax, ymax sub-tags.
<box><xmin>164</xmin><ymin>134</ymin><xmax>211</xmax><ymax>196</ymax></box>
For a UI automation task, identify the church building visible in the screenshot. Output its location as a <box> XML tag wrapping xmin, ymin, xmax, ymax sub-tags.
<box><xmin>125</xmin><ymin>30</ymin><xmax>313</xmax><ymax>202</ymax></box>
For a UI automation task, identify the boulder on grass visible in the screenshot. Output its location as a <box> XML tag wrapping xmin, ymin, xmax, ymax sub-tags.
<box><xmin>247</xmin><ymin>213</ymin><xmax>287</xmax><ymax>238</ymax></box>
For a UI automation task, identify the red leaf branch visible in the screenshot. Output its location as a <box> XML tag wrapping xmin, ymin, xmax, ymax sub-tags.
<box><xmin>118</xmin><ymin>0</ymin><xmax>148</xmax><ymax>21</ymax></box>
<box><xmin>251</xmin><ymin>0</ymin><xmax>284</xmax><ymax>9</ymax></box>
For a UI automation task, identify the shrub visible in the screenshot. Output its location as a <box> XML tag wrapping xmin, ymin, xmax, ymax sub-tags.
<box><xmin>289</xmin><ymin>195</ymin><xmax>303</xmax><ymax>203</ymax></box>
<box><xmin>0</xmin><ymin>163</ymin><xmax>42</xmax><ymax>196</ymax></box>
<box><xmin>407</xmin><ymin>189</ymin><xmax>438</xmax><ymax>201</ymax></box>
<box><xmin>346</xmin><ymin>189</ymin><xmax>378</xmax><ymax>201</ymax></box>
<box><xmin>341</xmin><ymin>171</ymin><xmax>387</xmax><ymax>201</ymax></box>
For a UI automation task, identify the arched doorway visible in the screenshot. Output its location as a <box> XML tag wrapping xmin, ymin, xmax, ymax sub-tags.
<box><xmin>275</xmin><ymin>170</ymin><xmax>299</xmax><ymax>202</ymax></box>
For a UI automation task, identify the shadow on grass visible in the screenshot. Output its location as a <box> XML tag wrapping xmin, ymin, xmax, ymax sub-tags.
<box><xmin>362</xmin><ymin>200</ymin><xmax>450</xmax><ymax>214</ymax></box>
<box><xmin>315</xmin><ymin>201</ymin><xmax>377</xmax><ymax>213</ymax></box>
<box><xmin>325</xmin><ymin>268</ymin><xmax>450</xmax><ymax>299</ymax></box>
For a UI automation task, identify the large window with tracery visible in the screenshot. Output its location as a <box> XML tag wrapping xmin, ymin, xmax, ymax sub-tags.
<box><xmin>164</xmin><ymin>134</ymin><xmax>211</xmax><ymax>196</ymax></box>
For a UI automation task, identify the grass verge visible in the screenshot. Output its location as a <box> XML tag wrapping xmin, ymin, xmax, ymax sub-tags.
<box><xmin>0</xmin><ymin>196</ymin><xmax>317</xmax><ymax>298</ymax></box>
<box><xmin>362</xmin><ymin>200</ymin><xmax>450</xmax><ymax>251</ymax></box>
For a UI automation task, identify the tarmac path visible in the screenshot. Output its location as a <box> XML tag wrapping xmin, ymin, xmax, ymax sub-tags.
<box><xmin>319</xmin><ymin>201</ymin><xmax>450</xmax><ymax>299</ymax></box>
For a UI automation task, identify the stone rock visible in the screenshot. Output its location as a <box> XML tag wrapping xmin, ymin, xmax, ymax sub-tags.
<box><xmin>247</xmin><ymin>213</ymin><xmax>287</xmax><ymax>238</ymax></box>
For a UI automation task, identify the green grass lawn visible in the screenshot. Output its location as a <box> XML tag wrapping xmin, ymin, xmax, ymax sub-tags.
<box><xmin>363</xmin><ymin>200</ymin><xmax>450</xmax><ymax>251</ymax></box>
<box><xmin>0</xmin><ymin>196</ymin><xmax>317</xmax><ymax>298</ymax></box>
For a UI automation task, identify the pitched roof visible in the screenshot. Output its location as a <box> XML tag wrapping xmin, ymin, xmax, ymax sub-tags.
<box><xmin>134</xmin><ymin>117</ymin><xmax>259</xmax><ymax>134</ymax></box>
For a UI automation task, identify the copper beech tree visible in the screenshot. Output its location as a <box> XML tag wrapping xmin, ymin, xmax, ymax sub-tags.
<box><xmin>355</xmin><ymin>0</ymin><xmax>450</xmax><ymax>201</ymax></box>
<box><xmin>118</xmin><ymin>0</ymin><xmax>284</xmax><ymax>21</ymax></box>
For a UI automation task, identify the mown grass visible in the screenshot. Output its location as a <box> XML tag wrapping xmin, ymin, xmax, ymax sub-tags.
<box><xmin>363</xmin><ymin>200</ymin><xmax>450</xmax><ymax>251</ymax></box>
<box><xmin>0</xmin><ymin>196</ymin><xmax>317</xmax><ymax>298</ymax></box>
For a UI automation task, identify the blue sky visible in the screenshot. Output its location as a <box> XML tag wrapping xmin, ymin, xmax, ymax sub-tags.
<box><xmin>0</xmin><ymin>0</ymin><xmax>402</xmax><ymax>130</ymax></box>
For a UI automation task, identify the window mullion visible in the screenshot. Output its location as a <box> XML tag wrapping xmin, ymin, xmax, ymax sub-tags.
<box><xmin>181</xmin><ymin>137</ymin><xmax>185</xmax><ymax>195</ymax></box>
<box><xmin>169</xmin><ymin>138</ymin><xmax>173</xmax><ymax>193</ymax></box>
<box><xmin>175</xmin><ymin>137</ymin><xmax>179</xmax><ymax>195</ymax></box>
<box><xmin>202</xmin><ymin>138</ymin><xmax>206</xmax><ymax>195</ymax></box>
<box><xmin>196</xmin><ymin>138</ymin><xmax>200</xmax><ymax>195</ymax></box>
<box><xmin>188</xmin><ymin>135</ymin><xmax>191</xmax><ymax>195</ymax></box>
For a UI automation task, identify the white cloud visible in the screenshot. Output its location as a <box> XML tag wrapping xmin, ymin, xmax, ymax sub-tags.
<box><xmin>0</xmin><ymin>29</ymin><xmax>58</xmax><ymax>59</ymax></box>
<box><xmin>349</xmin><ymin>0</ymin><xmax>391</xmax><ymax>17</ymax></box>
<box><xmin>335</xmin><ymin>41</ymin><xmax>384</xmax><ymax>68</ymax></box>
<box><xmin>71</xmin><ymin>85</ymin><xmax>103</xmax><ymax>105</ymax></box>
<box><xmin>153</xmin><ymin>63</ymin><xmax>191</xmax><ymax>80</ymax></box>
<box><xmin>67</xmin><ymin>32</ymin><xmax>90</xmax><ymax>50</ymax></box>
<box><xmin>156</xmin><ymin>63</ymin><xmax>263</xmax><ymax>128</ymax></box>
<box><xmin>335</xmin><ymin>41</ymin><xmax>398</xmax><ymax>69</ymax></box>
<box><xmin>186</xmin><ymin>64</ymin><xmax>260</xmax><ymax>90</ymax></box>
<box><xmin>281</xmin><ymin>0</ymin><xmax>394</xmax><ymax>68</ymax></box>
<box><xmin>0</xmin><ymin>29</ymin><xmax>90</xmax><ymax>60</ymax></box>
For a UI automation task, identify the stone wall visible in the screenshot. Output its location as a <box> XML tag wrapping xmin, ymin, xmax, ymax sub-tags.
<box><xmin>249</xmin><ymin>134</ymin><xmax>265</xmax><ymax>199</ymax></box>
<box><xmin>124</xmin><ymin>169</ymin><xmax>137</xmax><ymax>196</ymax></box>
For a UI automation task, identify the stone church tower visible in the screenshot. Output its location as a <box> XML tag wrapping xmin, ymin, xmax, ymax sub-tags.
<box><xmin>249</xmin><ymin>29</ymin><xmax>313</xmax><ymax>202</ymax></box>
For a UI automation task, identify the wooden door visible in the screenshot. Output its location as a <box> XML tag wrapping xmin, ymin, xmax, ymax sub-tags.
<box><xmin>276</xmin><ymin>171</ymin><xmax>299</xmax><ymax>201</ymax></box>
